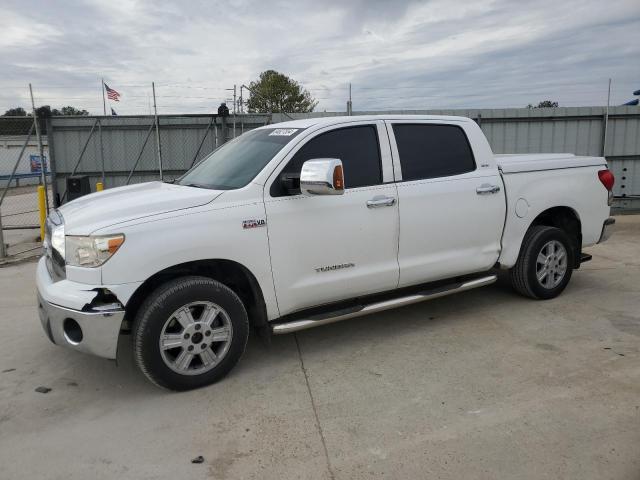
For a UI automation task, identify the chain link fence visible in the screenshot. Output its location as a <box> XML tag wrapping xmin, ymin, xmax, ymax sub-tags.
<box><xmin>0</xmin><ymin>117</ymin><xmax>52</xmax><ymax>232</ymax></box>
<box><xmin>1</xmin><ymin>112</ymin><xmax>269</xmax><ymax>258</ymax></box>
<box><xmin>3</xmin><ymin>105</ymin><xmax>638</xmax><ymax>257</ymax></box>
<box><xmin>47</xmin><ymin>114</ymin><xmax>271</xmax><ymax>204</ymax></box>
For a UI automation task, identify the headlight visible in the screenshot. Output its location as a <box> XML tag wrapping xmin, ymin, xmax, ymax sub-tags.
<box><xmin>65</xmin><ymin>234</ymin><xmax>125</xmax><ymax>267</ymax></box>
<box><xmin>51</xmin><ymin>224</ymin><xmax>66</xmax><ymax>259</ymax></box>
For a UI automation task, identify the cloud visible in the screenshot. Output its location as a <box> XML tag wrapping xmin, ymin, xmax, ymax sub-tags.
<box><xmin>0</xmin><ymin>0</ymin><xmax>638</xmax><ymax>114</ymax></box>
<box><xmin>0</xmin><ymin>11</ymin><xmax>61</xmax><ymax>49</ymax></box>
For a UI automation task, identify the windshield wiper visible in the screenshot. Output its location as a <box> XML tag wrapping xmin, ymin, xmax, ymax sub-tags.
<box><xmin>179</xmin><ymin>181</ymin><xmax>236</xmax><ymax>190</ymax></box>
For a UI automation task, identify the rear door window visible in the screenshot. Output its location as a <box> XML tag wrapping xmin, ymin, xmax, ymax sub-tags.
<box><xmin>392</xmin><ymin>124</ymin><xmax>476</xmax><ymax>181</ymax></box>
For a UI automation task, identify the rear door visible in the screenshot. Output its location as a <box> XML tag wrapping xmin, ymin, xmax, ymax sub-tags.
<box><xmin>387</xmin><ymin>121</ymin><xmax>505</xmax><ymax>287</ymax></box>
<box><xmin>264</xmin><ymin>121</ymin><xmax>400</xmax><ymax>316</ymax></box>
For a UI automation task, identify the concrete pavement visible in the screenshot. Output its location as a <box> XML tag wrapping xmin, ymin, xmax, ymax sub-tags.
<box><xmin>0</xmin><ymin>216</ymin><xmax>639</xmax><ymax>479</ymax></box>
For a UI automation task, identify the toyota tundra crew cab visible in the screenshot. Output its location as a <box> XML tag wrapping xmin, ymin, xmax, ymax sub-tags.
<box><xmin>37</xmin><ymin>115</ymin><xmax>615</xmax><ymax>390</ymax></box>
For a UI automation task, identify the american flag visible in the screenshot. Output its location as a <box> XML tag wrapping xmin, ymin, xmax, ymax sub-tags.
<box><xmin>104</xmin><ymin>83</ymin><xmax>120</xmax><ymax>101</ymax></box>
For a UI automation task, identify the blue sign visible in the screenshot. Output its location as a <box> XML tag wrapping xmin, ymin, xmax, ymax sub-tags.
<box><xmin>30</xmin><ymin>154</ymin><xmax>48</xmax><ymax>173</ymax></box>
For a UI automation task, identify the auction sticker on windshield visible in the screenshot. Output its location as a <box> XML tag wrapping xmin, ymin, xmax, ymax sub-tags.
<box><xmin>269</xmin><ymin>129</ymin><xmax>298</xmax><ymax>136</ymax></box>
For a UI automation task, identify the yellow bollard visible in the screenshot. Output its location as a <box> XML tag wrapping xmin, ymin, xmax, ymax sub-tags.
<box><xmin>96</xmin><ymin>182</ymin><xmax>104</xmax><ymax>192</ymax></box>
<box><xmin>37</xmin><ymin>185</ymin><xmax>46</xmax><ymax>241</ymax></box>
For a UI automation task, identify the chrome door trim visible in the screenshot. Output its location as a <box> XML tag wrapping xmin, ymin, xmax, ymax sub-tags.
<box><xmin>366</xmin><ymin>196</ymin><xmax>396</xmax><ymax>208</ymax></box>
<box><xmin>476</xmin><ymin>183</ymin><xmax>501</xmax><ymax>195</ymax></box>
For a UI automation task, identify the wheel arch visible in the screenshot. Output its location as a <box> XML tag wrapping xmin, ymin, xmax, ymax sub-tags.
<box><xmin>503</xmin><ymin>206</ymin><xmax>582</xmax><ymax>269</ymax></box>
<box><xmin>530</xmin><ymin>206</ymin><xmax>582</xmax><ymax>264</ymax></box>
<box><xmin>122</xmin><ymin>259</ymin><xmax>269</xmax><ymax>334</ymax></box>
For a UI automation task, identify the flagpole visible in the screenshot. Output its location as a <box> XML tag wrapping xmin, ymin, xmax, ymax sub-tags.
<box><xmin>603</xmin><ymin>78</ymin><xmax>612</xmax><ymax>156</ymax></box>
<box><xmin>101</xmin><ymin>78</ymin><xmax>106</xmax><ymax>116</ymax></box>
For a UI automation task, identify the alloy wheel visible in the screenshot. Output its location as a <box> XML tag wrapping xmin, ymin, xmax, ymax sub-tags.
<box><xmin>159</xmin><ymin>301</ymin><xmax>233</xmax><ymax>375</ymax></box>
<box><xmin>535</xmin><ymin>240</ymin><xmax>568</xmax><ymax>289</ymax></box>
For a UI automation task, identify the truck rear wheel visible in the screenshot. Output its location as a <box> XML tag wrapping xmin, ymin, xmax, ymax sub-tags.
<box><xmin>133</xmin><ymin>276</ymin><xmax>249</xmax><ymax>391</ymax></box>
<box><xmin>509</xmin><ymin>225</ymin><xmax>575</xmax><ymax>300</ymax></box>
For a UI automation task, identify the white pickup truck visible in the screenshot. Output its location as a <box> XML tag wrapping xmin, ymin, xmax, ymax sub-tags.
<box><xmin>37</xmin><ymin>115</ymin><xmax>615</xmax><ymax>390</ymax></box>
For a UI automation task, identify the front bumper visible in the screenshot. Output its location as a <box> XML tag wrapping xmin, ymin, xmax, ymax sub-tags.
<box><xmin>36</xmin><ymin>257</ymin><xmax>125</xmax><ymax>359</ymax></box>
<box><xmin>598</xmin><ymin>217</ymin><xmax>615</xmax><ymax>243</ymax></box>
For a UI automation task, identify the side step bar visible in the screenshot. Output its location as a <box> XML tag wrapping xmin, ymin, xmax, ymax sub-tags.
<box><xmin>271</xmin><ymin>274</ymin><xmax>497</xmax><ymax>335</ymax></box>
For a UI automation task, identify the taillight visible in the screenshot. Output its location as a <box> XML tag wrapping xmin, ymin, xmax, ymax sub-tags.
<box><xmin>598</xmin><ymin>170</ymin><xmax>614</xmax><ymax>191</ymax></box>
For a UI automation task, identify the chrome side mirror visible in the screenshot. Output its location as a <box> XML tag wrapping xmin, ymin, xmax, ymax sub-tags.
<box><xmin>300</xmin><ymin>158</ymin><xmax>345</xmax><ymax>195</ymax></box>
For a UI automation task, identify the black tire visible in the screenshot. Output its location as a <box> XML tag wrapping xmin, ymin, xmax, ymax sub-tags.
<box><xmin>509</xmin><ymin>225</ymin><xmax>575</xmax><ymax>300</ymax></box>
<box><xmin>133</xmin><ymin>276</ymin><xmax>249</xmax><ymax>391</ymax></box>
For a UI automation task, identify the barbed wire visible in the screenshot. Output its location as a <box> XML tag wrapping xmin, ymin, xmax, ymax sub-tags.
<box><xmin>1</xmin><ymin>78</ymin><xmax>637</xmax><ymax>114</ymax></box>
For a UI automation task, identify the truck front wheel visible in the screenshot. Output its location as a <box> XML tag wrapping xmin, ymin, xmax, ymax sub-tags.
<box><xmin>133</xmin><ymin>276</ymin><xmax>249</xmax><ymax>390</ymax></box>
<box><xmin>509</xmin><ymin>225</ymin><xmax>575</xmax><ymax>300</ymax></box>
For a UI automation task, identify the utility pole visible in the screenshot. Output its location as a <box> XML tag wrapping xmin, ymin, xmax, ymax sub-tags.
<box><xmin>29</xmin><ymin>84</ymin><xmax>49</xmax><ymax>213</ymax></box>
<box><xmin>152</xmin><ymin>82</ymin><xmax>163</xmax><ymax>181</ymax></box>
<box><xmin>98</xmin><ymin>78</ymin><xmax>106</xmax><ymax>186</ymax></box>
<box><xmin>347</xmin><ymin>82</ymin><xmax>352</xmax><ymax>115</ymax></box>
<box><xmin>99</xmin><ymin>118</ymin><xmax>105</xmax><ymax>186</ymax></box>
<box><xmin>0</xmin><ymin>212</ymin><xmax>5</xmax><ymax>258</ymax></box>
<box><xmin>603</xmin><ymin>78</ymin><xmax>612</xmax><ymax>156</ymax></box>
<box><xmin>225</xmin><ymin>86</ymin><xmax>237</xmax><ymax>138</ymax></box>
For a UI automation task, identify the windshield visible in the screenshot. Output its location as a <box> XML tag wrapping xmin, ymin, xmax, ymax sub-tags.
<box><xmin>177</xmin><ymin>127</ymin><xmax>304</xmax><ymax>190</ymax></box>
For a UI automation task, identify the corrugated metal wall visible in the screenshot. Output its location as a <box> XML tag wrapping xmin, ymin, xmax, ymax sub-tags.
<box><xmin>273</xmin><ymin>106</ymin><xmax>640</xmax><ymax>201</ymax></box>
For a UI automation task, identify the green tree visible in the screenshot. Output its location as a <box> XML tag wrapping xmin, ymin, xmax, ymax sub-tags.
<box><xmin>35</xmin><ymin>105</ymin><xmax>54</xmax><ymax>117</ymax></box>
<box><xmin>58</xmin><ymin>106</ymin><xmax>89</xmax><ymax>116</ymax></box>
<box><xmin>527</xmin><ymin>100</ymin><xmax>559</xmax><ymax>108</ymax></box>
<box><xmin>2</xmin><ymin>105</ymin><xmax>89</xmax><ymax>118</ymax></box>
<box><xmin>31</xmin><ymin>105</ymin><xmax>90</xmax><ymax>117</ymax></box>
<box><xmin>2</xmin><ymin>107</ymin><xmax>28</xmax><ymax>116</ymax></box>
<box><xmin>246</xmin><ymin>70</ymin><xmax>317</xmax><ymax>113</ymax></box>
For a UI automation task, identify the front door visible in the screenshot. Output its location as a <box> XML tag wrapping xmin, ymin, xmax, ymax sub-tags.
<box><xmin>264</xmin><ymin>121</ymin><xmax>399</xmax><ymax>316</ymax></box>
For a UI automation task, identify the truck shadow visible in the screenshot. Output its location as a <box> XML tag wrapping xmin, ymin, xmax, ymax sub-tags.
<box><xmin>114</xmin><ymin>282</ymin><xmax>515</xmax><ymax>389</ymax></box>
<box><xmin>70</xmin><ymin>280</ymin><xmax>547</xmax><ymax>396</ymax></box>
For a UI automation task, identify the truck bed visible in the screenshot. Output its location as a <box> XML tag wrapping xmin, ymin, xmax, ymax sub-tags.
<box><xmin>495</xmin><ymin>153</ymin><xmax>606</xmax><ymax>174</ymax></box>
<box><xmin>495</xmin><ymin>152</ymin><xmax>610</xmax><ymax>268</ymax></box>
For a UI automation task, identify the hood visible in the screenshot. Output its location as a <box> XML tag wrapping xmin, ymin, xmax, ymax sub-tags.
<box><xmin>59</xmin><ymin>181</ymin><xmax>223</xmax><ymax>234</ymax></box>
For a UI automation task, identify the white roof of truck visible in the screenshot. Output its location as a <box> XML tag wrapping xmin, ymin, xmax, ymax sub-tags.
<box><xmin>260</xmin><ymin>114</ymin><xmax>474</xmax><ymax>129</ymax></box>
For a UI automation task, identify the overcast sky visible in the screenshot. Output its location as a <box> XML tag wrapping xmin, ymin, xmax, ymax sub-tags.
<box><xmin>1</xmin><ymin>0</ymin><xmax>638</xmax><ymax>115</ymax></box>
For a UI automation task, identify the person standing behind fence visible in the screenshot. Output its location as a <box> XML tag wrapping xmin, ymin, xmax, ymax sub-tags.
<box><xmin>218</xmin><ymin>103</ymin><xmax>229</xmax><ymax>117</ymax></box>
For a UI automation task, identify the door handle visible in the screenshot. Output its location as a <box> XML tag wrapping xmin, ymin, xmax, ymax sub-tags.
<box><xmin>366</xmin><ymin>196</ymin><xmax>396</xmax><ymax>208</ymax></box>
<box><xmin>476</xmin><ymin>184</ymin><xmax>501</xmax><ymax>195</ymax></box>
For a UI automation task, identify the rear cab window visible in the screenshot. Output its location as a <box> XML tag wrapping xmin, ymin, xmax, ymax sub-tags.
<box><xmin>391</xmin><ymin>124</ymin><xmax>476</xmax><ymax>181</ymax></box>
<box><xmin>271</xmin><ymin>125</ymin><xmax>383</xmax><ymax>197</ymax></box>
